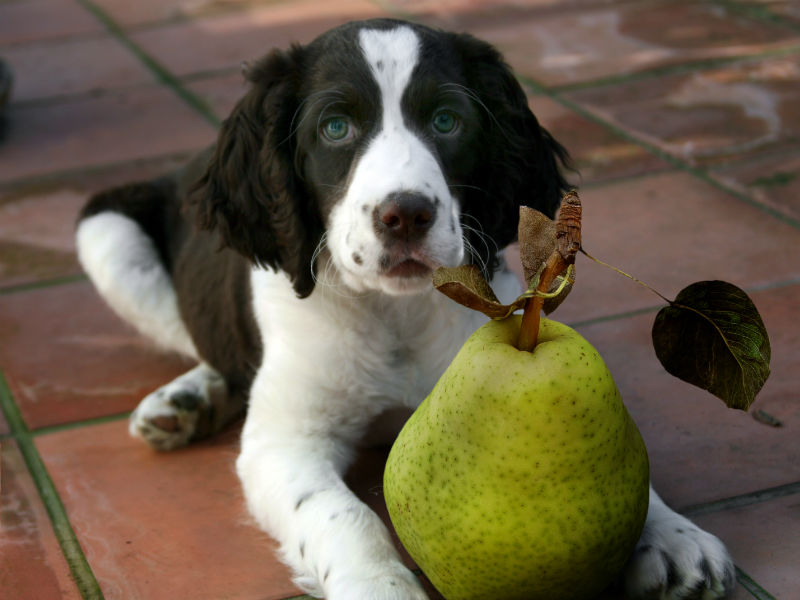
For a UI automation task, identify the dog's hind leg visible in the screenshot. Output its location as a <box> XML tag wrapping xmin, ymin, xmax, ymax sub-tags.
<box><xmin>76</xmin><ymin>183</ymin><xmax>242</xmax><ymax>449</ymax></box>
<box><xmin>76</xmin><ymin>188</ymin><xmax>197</xmax><ymax>359</ymax></box>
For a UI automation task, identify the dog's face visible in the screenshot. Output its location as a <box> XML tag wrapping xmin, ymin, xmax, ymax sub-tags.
<box><xmin>194</xmin><ymin>19</ymin><xmax>568</xmax><ymax>297</ymax></box>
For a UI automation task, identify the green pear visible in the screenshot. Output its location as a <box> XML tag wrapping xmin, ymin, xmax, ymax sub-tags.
<box><xmin>384</xmin><ymin>315</ymin><xmax>649</xmax><ymax>600</ymax></box>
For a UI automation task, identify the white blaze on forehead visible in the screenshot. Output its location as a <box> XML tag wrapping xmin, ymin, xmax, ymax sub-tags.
<box><xmin>359</xmin><ymin>26</ymin><xmax>420</xmax><ymax>117</ymax></box>
<box><xmin>347</xmin><ymin>26</ymin><xmax>449</xmax><ymax>202</ymax></box>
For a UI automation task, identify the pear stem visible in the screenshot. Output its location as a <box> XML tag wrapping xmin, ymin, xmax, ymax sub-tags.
<box><xmin>517</xmin><ymin>192</ymin><xmax>582</xmax><ymax>352</ymax></box>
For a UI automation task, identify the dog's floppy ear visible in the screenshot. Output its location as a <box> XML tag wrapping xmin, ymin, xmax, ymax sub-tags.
<box><xmin>191</xmin><ymin>46</ymin><xmax>322</xmax><ymax>298</ymax></box>
<box><xmin>451</xmin><ymin>33</ymin><xmax>570</xmax><ymax>274</ymax></box>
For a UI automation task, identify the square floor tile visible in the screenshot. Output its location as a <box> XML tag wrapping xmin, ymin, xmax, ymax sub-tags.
<box><xmin>528</xmin><ymin>94</ymin><xmax>671</xmax><ymax>185</ymax></box>
<box><xmin>710</xmin><ymin>145</ymin><xmax>800</xmax><ymax>223</ymax></box>
<box><xmin>4</xmin><ymin>35</ymin><xmax>157</xmax><ymax>103</ymax></box>
<box><xmin>572</xmin><ymin>282</ymin><xmax>800</xmax><ymax>509</ymax></box>
<box><xmin>692</xmin><ymin>493</ymin><xmax>800</xmax><ymax>599</ymax></box>
<box><xmin>184</xmin><ymin>71</ymin><xmax>249</xmax><ymax>122</ymax></box>
<box><xmin>0</xmin><ymin>0</ymin><xmax>103</xmax><ymax>46</ymax></box>
<box><xmin>0</xmin><ymin>188</ymin><xmax>85</xmax><ymax>289</ymax></box>
<box><xmin>129</xmin><ymin>0</ymin><xmax>386</xmax><ymax>78</ymax></box>
<box><xmin>0</xmin><ymin>85</ymin><xmax>216</xmax><ymax>182</ymax></box>
<box><xmin>0</xmin><ymin>158</ymin><xmax>186</xmax><ymax>290</ymax></box>
<box><xmin>35</xmin><ymin>420</ymin><xmax>301</xmax><ymax>600</ymax></box>
<box><xmin>565</xmin><ymin>54</ymin><xmax>800</xmax><ymax>168</ymax></box>
<box><xmin>88</xmin><ymin>0</ymin><xmax>287</xmax><ymax>28</ymax></box>
<box><xmin>0</xmin><ymin>440</ymin><xmax>81</xmax><ymax>599</ymax></box>
<box><xmin>0</xmin><ymin>282</ymin><xmax>190</xmax><ymax>430</ymax></box>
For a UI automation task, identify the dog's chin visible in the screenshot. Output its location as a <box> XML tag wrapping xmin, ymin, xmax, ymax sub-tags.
<box><xmin>377</xmin><ymin>261</ymin><xmax>435</xmax><ymax>296</ymax></box>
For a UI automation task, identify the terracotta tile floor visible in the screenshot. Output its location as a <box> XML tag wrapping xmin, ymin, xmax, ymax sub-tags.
<box><xmin>1</xmin><ymin>1</ymin><xmax>798</xmax><ymax>599</ymax></box>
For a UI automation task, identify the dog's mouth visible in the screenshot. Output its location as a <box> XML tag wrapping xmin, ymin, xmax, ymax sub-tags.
<box><xmin>380</xmin><ymin>250</ymin><xmax>437</xmax><ymax>279</ymax></box>
<box><xmin>385</xmin><ymin>258</ymin><xmax>432</xmax><ymax>278</ymax></box>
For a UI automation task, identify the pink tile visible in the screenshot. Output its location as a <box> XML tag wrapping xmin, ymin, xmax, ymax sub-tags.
<box><xmin>129</xmin><ymin>0</ymin><xmax>386</xmax><ymax>77</ymax></box>
<box><xmin>0</xmin><ymin>282</ymin><xmax>190</xmax><ymax>429</ymax></box>
<box><xmin>529</xmin><ymin>94</ymin><xmax>671</xmax><ymax>185</ymax></box>
<box><xmin>4</xmin><ymin>35</ymin><xmax>156</xmax><ymax>102</ymax></box>
<box><xmin>566</xmin><ymin>55</ymin><xmax>800</xmax><ymax>168</ymax></box>
<box><xmin>0</xmin><ymin>188</ymin><xmax>85</xmax><ymax>289</ymax></box>
<box><xmin>184</xmin><ymin>71</ymin><xmax>249</xmax><ymax>122</ymax></box>
<box><xmin>0</xmin><ymin>85</ymin><xmax>216</xmax><ymax>182</ymax></box>
<box><xmin>0</xmin><ymin>440</ymin><xmax>81</xmax><ymax>599</ymax></box>
<box><xmin>710</xmin><ymin>146</ymin><xmax>800</xmax><ymax>223</ymax></box>
<box><xmin>692</xmin><ymin>494</ymin><xmax>800</xmax><ymax>599</ymax></box>
<box><xmin>88</xmin><ymin>0</ymin><xmax>286</xmax><ymax>28</ymax></box>
<box><xmin>571</xmin><ymin>282</ymin><xmax>800</xmax><ymax>509</ymax></box>
<box><xmin>740</xmin><ymin>1</ymin><xmax>800</xmax><ymax>25</ymax></box>
<box><xmin>0</xmin><ymin>0</ymin><xmax>103</xmax><ymax>45</ymax></box>
<box><xmin>416</xmin><ymin>1</ymin><xmax>800</xmax><ymax>88</ymax></box>
<box><xmin>0</xmin><ymin>159</ymin><xmax>189</xmax><ymax>290</ymax></box>
<box><xmin>35</xmin><ymin>421</ymin><xmax>301</xmax><ymax>600</ymax></box>
<box><xmin>507</xmin><ymin>172</ymin><xmax>800</xmax><ymax>325</ymax></box>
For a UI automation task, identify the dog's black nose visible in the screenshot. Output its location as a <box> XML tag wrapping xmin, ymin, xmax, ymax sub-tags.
<box><xmin>374</xmin><ymin>192</ymin><xmax>436</xmax><ymax>242</ymax></box>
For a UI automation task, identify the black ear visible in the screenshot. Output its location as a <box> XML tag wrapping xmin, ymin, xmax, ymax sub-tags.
<box><xmin>190</xmin><ymin>46</ymin><xmax>322</xmax><ymax>298</ymax></box>
<box><xmin>451</xmin><ymin>33</ymin><xmax>571</xmax><ymax>275</ymax></box>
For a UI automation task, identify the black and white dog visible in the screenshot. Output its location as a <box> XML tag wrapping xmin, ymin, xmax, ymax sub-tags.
<box><xmin>76</xmin><ymin>19</ymin><xmax>734</xmax><ymax>600</ymax></box>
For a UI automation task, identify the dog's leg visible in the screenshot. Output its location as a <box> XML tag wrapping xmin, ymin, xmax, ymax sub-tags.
<box><xmin>78</xmin><ymin>209</ymin><xmax>245</xmax><ymax>449</ymax></box>
<box><xmin>237</xmin><ymin>379</ymin><xmax>427</xmax><ymax>599</ymax></box>
<box><xmin>623</xmin><ymin>485</ymin><xmax>736</xmax><ymax>600</ymax></box>
<box><xmin>76</xmin><ymin>209</ymin><xmax>198</xmax><ymax>360</ymax></box>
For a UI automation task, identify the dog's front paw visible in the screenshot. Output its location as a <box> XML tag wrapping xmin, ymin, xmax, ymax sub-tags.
<box><xmin>129</xmin><ymin>365</ymin><xmax>227</xmax><ymax>451</ymax></box>
<box><xmin>325</xmin><ymin>564</ymin><xmax>429</xmax><ymax>600</ymax></box>
<box><xmin>623</xmin><ymin>519</ymin><xmax>735</xmax><ymax>600</ymax></box>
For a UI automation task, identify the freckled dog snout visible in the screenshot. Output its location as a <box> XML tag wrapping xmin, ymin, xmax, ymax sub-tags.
<box><xmin>374</xmin><ymin>192</ymin><xmax>437</xmax><ymax>242</ymax></box>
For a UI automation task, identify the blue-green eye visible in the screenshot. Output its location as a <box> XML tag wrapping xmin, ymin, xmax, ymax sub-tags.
<box><xmin>321</xmin><ymin>117</ymin><xmax>351</xmax><ymax>142</ymax></box>
<box><xmin>432</xmin><ymin>110</ymin><xmax>458</xmax><ymax>134</ymax></box>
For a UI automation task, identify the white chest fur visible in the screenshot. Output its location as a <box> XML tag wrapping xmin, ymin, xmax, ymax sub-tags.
<box><xmin>245</xmin><ymin>265</ymin><xmax>521</xmax><ymax>438</ymax></box>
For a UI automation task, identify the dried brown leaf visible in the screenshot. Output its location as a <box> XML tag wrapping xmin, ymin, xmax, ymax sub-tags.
<box><xmin>432</xmin><ymin>265</ymin><xmax>526</xmax><ymax>319</ymax></box>
<box><xmin>518</xmin><ymin>206</ymin><xmax>556</xmax><ymax>286</ymax></box>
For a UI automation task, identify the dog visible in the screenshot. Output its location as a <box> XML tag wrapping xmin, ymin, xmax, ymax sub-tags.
<box><xmin>76</xmin><ymin>18</ymin><xmax>735</xmax><ymax>600</ymax></box>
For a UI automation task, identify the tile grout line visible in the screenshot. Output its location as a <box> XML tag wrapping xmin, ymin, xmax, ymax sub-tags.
<box><xmin>31</xmin><ymin>411</ymin><xmax>132</xmax><ymax>439</ymax></box>
<box><xmin>549</xmin><ymin>43</ymin><xmax>800</xmax><ymax>95</ymax></box>
<box><xmin>73</xmin><ymin>0</ymin><xmax>221</xmax><ymax>128</ymax></box>
<box><xmin>717</xmin><ymin>0</ymin><xmax>800</xmax><ymax>35</ymax></box>
<box><xmin>0</xmin><ymin>274</ymin><xmax>88</xmax><ymax>296</ymax></box>
<box><xmin>680</xmin><ymin>481</ymin><xmax>800</xmax><ymax>518</ymax></box>
<box><xmin>736</xmin><ymin>566</ymin><xmax>778</xmax><ymax>600</ymax></box>
<box><xmin>0</xmin><ymin>149</ymin><xmax>195</xmax><ymax>193</ymax></box>
<box><xmin>0</xmin><ymin>371</ymin><xmax>105</xmax><ymax>599</ymax></box>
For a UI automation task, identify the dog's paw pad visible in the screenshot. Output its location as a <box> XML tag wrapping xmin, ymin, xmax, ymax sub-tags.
<box><xmin>130</xmin><ymin>384</ymin><xmax>208</xmax><ymax>451</ymax></box>
<box><xmin>624</xmin><ymin>526</ymin><xmax>735</xmax><ymax>600</ymax></box>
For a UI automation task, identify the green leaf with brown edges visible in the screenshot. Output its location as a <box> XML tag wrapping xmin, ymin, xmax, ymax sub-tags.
<box><xmin>652</xmin><ymin>280</ymin><xmax>771</xmax><ymax>410</ymax></box>
<box><xmin>432</xmin><ymin>265</ymin><xmax>527</xmax><ymax>319</ymax></box>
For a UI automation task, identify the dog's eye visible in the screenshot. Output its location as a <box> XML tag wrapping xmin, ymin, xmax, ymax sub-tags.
<box><xmin>321</xmin><ymin>117</ymin><xmax>352</xmax><ymax>143</ymax></box>
<box><xmin>432</xmin><ymin>110</ymin><xmax>458</xmax><ymax>135</ymax></box>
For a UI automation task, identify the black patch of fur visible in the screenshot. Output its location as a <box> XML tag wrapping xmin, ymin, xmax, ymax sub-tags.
<box><xmin>78</xmin><ymin>177</ymin><xmax>181</xmax><ymax>272</ymax></box>
<box><xmin>190</xmin><ymin>47</ymin><xmax>323</xmax><ymax>298</ymax></box>
<box><xmin>447</xmin><ymin>31</ymin><xmax>570</xmax><ymax>277</ymax></box>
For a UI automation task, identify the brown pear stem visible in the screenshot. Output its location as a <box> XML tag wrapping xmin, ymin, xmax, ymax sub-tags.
<box><xmin>517</xmin><ymin>192</ymin><xmax>582</xmax><ymax>352</ymax></box>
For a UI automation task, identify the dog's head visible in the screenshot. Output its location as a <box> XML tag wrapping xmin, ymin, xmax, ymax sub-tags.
<box><xmin>193</xmin><ymin>19</ymin><xmax>569</xmax><ymax>297</ymax></box>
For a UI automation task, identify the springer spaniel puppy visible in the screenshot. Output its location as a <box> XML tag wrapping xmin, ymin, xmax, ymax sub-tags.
<box><xmin>76</xmin><ymin>18</ymin><xmax>735</xmax><ymax>600</ymax></box>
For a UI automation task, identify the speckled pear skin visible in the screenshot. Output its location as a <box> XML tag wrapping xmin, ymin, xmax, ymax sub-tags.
<box><xmin>384</xmin><ymin>316</ymin><xmax>649</xmax><ymax>600</ymax></box>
